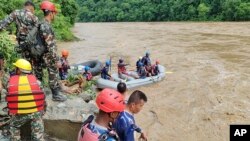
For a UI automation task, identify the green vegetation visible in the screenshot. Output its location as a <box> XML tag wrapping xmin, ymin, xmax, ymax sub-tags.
<box><xmin>0</xmin><ymin>0</ymin><xmax>79</xmax><ymax>41</ymax></box>
<box><xmin>84</xmin><ymin>80</ymin><xmax>97</xmax><ymax>99</ymax></box>
<box><xmin>77</xmin><ymin>0</ymin><xmax>250</xmax><ymax>22</ymax></box>
<box><xmin>0</xmin><ymin>32</ymin><xmax>19</xmax><ymax>71</ymax></box>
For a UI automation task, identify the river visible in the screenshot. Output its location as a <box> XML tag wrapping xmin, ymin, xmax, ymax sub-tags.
<box><xmin>57</xmin><ymin>22</ymin><xmax>250</xmax><ymax>141</ymax></box>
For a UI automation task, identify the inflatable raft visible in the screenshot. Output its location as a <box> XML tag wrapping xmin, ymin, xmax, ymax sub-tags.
<box><xmin>96</xmin><ymin>65</ymin><xmax>166</xmax><ymax>90</ymax></box>
<box><xmin>71</xmin><ymin>60</ymin><xmax>103</xmax><ymax>76</ymax></box>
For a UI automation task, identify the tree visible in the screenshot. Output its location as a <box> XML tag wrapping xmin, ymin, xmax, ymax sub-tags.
<box><xmin>58</xmin><ymin>0</ymin><xmax>79</xmax><ymax>25</ymax></box>
<box><xmin>235</xmin><ymin>2</ymin><xmax>250</xmax><ymax>20</ymax></box>
<box><xmin>198</xmin><ymin>3</ymin><xmax>210</xmax><ymax>21</ymax></box>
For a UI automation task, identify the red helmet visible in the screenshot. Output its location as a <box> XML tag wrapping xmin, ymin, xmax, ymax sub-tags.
<box><xmin>156</xmin><ymin>60</ymin><xmax>159</xmax><ymax>65</ymax></box>
<box><xmin>40</xmin><ymin>1</ymin><xmax>57</xmax><ymax>13</ymax></box>
<box><xmin>96</xmin><ymin>88</ymin><xmax>125</xmax><ymax>113</ymax></box>
<box><xmin>62</xmin><ymin>49</ymin><xmax>69</xmax><ymax>56</ymax></box>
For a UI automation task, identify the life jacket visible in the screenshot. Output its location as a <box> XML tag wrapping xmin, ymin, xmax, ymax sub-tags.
<box><xmin>142</xmin><ymin>56</ymin><xmax>151</xmax><ymax>66</ymax></box>
<box><xmin>83</xmin><ymin>72</ymin><xmax>93</xmax><ymax>81</ymax></box>
<box><xmin>138</xmin><ymin>67</ymin><xmax>147</xmax><ymax>78</ymax></box>
<box><xmin>6</xmin><ymin>74</ymin><xmax>45</xmax><ymax>114</ymax></box>
<box><xmin>151</xmin><ymin>64</ymin><xmax>159</xmax><ymax>76</ymax></box>
<box><xmin>101</xmin><ymin>67</ymin><xmax>109</xmax><ymax>79</ymax></box>
<box><xmin>78</xmin><ymin>115</ymin><xmax>119</xmax><ymax>141</ymax></box>
<box><xmin>118</xmin><ymin>63</ymin><xmax>127</xmax><ymax>74</ymax></box>
<box><xmin>136</xmin><ymin>60</ymin><xmax>142</xmax><ymax>72</ymax></box>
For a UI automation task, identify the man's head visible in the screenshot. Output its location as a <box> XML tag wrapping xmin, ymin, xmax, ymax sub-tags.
<box><xmin>0</xmin><ymin>52</ymin><xmax>4</xmax><ymax>70</ymax></box>
<box><xmin>13</xmin><ymin>59</ymin><xmax>32</xmax><ymax>75</ymax></box>
<box><xmin>24</xmin><ymin>1</ymin><xmax>35</xmax><ymax>14</ymax></box>
<box><xmin>127</xmin><ymin>90</ymin><xmax>147</xmax><ymax>114</ymax></box>
<box><xmin>96</xmin><ymin>88</ymin><xmax>125</xmax><ymax>122</ymax></box>
<box><xmin>117</xmin><ymin>82</ymin><xmax>127</xmax><ymax>94</ymax></box>
<box><xmin>105</xmin><ymin>60</ymin><xmax>110</xmax><ymax>67</ymax></box>
<box><xmin>61</xmin><ymin>49</ymin><xmax>69</xmax><ymax>58</ymax></box>
<box><xmin>84</xmin><ymin>66</ymin><xmax>90</xmax><ymax>73</ymax></box>
<box><xmin>40</xmin><ymin>1</ymin><xmax>57</xmax><ymax>21</ymax></box>
<box><xmin>119</xmin><ymin>59</ymin><xmax>124</xmax><ymax>63</ymax></box>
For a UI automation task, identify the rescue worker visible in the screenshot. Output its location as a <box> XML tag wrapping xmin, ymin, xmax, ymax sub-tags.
<box><xmin>151</xmin><ymin>60</ymin><xmax>160</xmax><ymax>76</ymax></box>
<box><xmin>101</xmin><ymin>60</ymin><xmax>112</xmax><ymax>80</ymax></box>
<box><xmin>137</xmin><ymin>62</ymin><xmax>147</xmax><ymax>79</ymax></box>
<box><xmin>141</xmin><ymin>52</ymin><xmax>152</xmax><ymax>73</ymax></box>
<box><xmin>33</xmin><ymin>1</ymin><xmax>67</xmax><ymax>102</ymax></box>
<box><xmin>114</xmin><ymin>90</ymin><xmax>148</xmax><ymax>141</ymax></box>
<box><xmin>83</xmin><ymin>66</ymin><xmax>93</xmax><ymax>81</ymax></box>
<box><xmin>0</xmin><ymin>1</ymin><xmax>38</xmax><ymax>61</ymax></box>
<box><xmin>0</xmin><ymin>52</ymin><xmax>11</xmax><ymax>138</ymax></box>
<box><xmin>136</xmin><ymin>56</ymin><xmax>143</xmax><ymax>72</ymax></box>
<box><xmin>59</xmin><ymin>50</ymin><xmax>70</xmax><ymax>80</ymax></box>
<box><xmin>78</xmin><ymin>88</ymin><xmax>125</xmax><ymax>141</ymax></box>
<box><xmin>0</xmin><ymin>52</ymin><xmax>9</xmax><ymax>101</ymax></box>
<box><xmin>6</xmin><ymin>59</ymin><xmax>45</xmax><ymax>141</ymax></box>
<box><xmin>118</xmin><ymin>59</ymin><xmax>138</xmax><ymax>80</ymax></box>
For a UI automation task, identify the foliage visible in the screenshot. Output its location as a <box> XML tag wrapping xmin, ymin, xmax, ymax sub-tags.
<box><xmin>0</xmin><ymin>32</ymin><xmax>19</xmax><ymax>71</ymax></box>
<box><xmin>57</xmin><ymin>0</ymin><xmax>79</xmax><ymax>25</ymax></box>
<box><xmin>0</xmin><ymin>0</ymin><xmax>78</xmax><ymax>41</ymax></box>
<box><xmin>66</xmin><ymin>71</ymin><xmax>80</xmax><ymax>83</ymax></box>
<box><xmin>76</xmin><ymin>0</ymin><xmax>250</xmax><ymax>21</ymax></box>
<box><xmin>84</xmin><ymin>80</ymin><xmax>97</xmax><ymax>99</ymax></box>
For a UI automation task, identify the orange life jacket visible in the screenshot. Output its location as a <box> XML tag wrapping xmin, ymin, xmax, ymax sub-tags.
<box><xmin>6</xmin><ymin>74</ymin><xmax>45</xmax><ymax>114</ymax></box>
<box><xmin>118</xmin><ymin>65</ymin><xmax>127</xmax><ymax>74</ymax></box>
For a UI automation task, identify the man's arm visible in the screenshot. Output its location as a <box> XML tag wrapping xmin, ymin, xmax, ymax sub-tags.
<box><xmin>0</xmin><ymin>11</ymin><xmax>16</xmax><ymax>31</ymax></box>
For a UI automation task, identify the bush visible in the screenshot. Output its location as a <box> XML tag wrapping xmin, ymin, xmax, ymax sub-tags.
<box><xmin>0</xmin><ymin>32</ymin><xmax>19</xmax><ymax>71</ymax></box>
<box><xmin>0</xmin><ymin>0</ymin><xmax>78</xmax><ymax>41</ymax></box>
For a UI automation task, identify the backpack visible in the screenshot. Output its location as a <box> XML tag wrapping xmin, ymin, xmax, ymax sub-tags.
<box><xmin>25</xmin><ymin>22</ymin><xmax>47</xmax><ymax>58</ymax></box>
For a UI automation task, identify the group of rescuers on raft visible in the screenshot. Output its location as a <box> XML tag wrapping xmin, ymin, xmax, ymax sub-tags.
<box><xmin>0</xmin><ymin>1</ymin><xmax>161</xmax><ymax>141</ymax></box>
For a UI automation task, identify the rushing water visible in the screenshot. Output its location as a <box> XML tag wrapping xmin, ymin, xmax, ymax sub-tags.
<box><xmin>56</xmin><ymin>22</ymin><xmax>250</xmax><ymax>141</ymax></box>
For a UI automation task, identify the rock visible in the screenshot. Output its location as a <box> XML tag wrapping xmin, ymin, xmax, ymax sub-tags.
<box><xmin>78</xmin><ymin>93</ymin><xmax>93</xmax><ymax>103</ymax></box>
<box><xmin>44</xmin><ymin>94</ymin><xmax>97</xmax><ymax>122</ymax></box>
<box><xmin>56</xmin><ymin>103</ymin><xmax>66</xmax><ymax>108</ymax></box>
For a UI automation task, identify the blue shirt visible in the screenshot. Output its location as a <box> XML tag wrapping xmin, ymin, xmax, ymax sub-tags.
<box><xmin>101</xmin><ymin>66</ymin><xmax>110</xmax><ymax>80</ymax></box>
<box><xmin>142</xmin><ymin>56</ymin><xmax>151</xmax><ymax>66</ymax></box>
<box><xmin>113</xmin><ymin>111</ymin><xmax>142</xmax><ymax>141</ymax></box>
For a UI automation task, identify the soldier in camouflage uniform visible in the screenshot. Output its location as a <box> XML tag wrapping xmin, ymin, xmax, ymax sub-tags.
<box><xmin>7</xmin><ymin>59</ymin><xmax>45</xmax><ymax>141</ymax></box>
<box><xmin>0</xmin><ymin>52</ymin><xmax>11</xmax><ymax>138</ymax></box>
<box><xmin>0</xmin><ymin>1</ymin><xmax>38</xmax><ymax>62</ymax></box>
<box><xmin>36</xmin><ymin>1</ymin><xmax>67</xmax><ymax>102</ymax></box>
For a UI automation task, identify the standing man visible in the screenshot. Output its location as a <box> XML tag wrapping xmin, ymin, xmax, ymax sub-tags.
<box><xmin>35</xmin><ymin>1</ymin><xmax>67</xmax><ymax>102</ymax></box>
<box><xmin>0</xmin><ymin>1</ymin><xmax>38</xmax><ymax>61</ymax></box>
<box><xmin>114</xmin><ymin>90</ymin><xmax>148</xmax><ymax>141</ymax></box>
<box><xmin>6</xmin><ymin>59</ymin><xmax>45</xmax><ymax>141</ymax></box>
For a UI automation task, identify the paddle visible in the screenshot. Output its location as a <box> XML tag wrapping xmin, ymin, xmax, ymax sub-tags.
<box><xmin>166</xmin><ymin>71</ymin><xmax>173</xmax><ymax>74</ymax></box>
<box><xmin>109</xmin><ymin>56</ymin><xmax>112</xmax><ymax>74</ymax></box>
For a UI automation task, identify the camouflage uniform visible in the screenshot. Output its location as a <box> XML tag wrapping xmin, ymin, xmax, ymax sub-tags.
<box><xmin>6</xmin><ymin>75</ymin><xmax>45</xmax><ymax>141</ymax></box>
<box><xmin>9</xmin><ymin>112</ymin><xmax>44</xmax><ymax>141</ymax></box>
<box><xmin>0</xmin><ymin>9</ymin><xmax>38</xmax><ymax>61</ymax></box>
<box><xmin>0</xmin><ymin>69</ymin><xmax>10</xmax><ymax>138</ymax></box>
<box><xmin>36</xmin><ymin>19</ymin><xmax>60</xmax><ymax>89</ymax></box>
<box><xmin>34</xmin><ymin>19</ymin><xmax>66</xmax><ymax>101</ymax></box>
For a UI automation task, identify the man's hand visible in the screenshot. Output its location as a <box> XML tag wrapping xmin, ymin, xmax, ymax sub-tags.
<box><xmin>56</xmin><ymin>61</ymin><xmax>62</xmax><ymax>68</ymax></box>
<box><xmin>139</xmin><ymin>132</ymin><xmax>148</xmax><ymax>141</ymax></box>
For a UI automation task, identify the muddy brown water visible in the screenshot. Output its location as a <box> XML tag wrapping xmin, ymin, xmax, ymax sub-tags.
<box><xmin>56</xmin><ymin>22</ymin><xmax>250</xmax><ymax>141</ymax></box>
